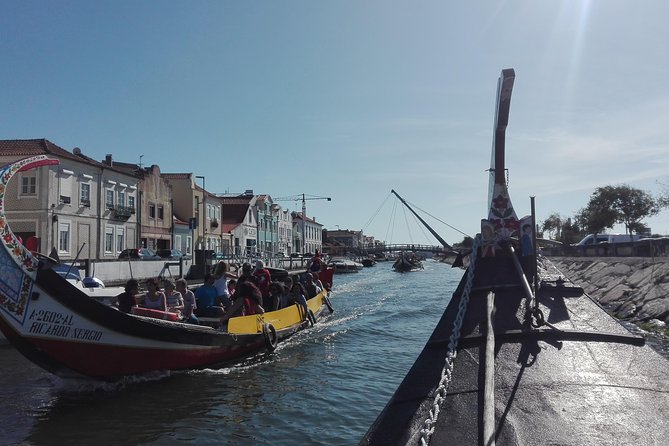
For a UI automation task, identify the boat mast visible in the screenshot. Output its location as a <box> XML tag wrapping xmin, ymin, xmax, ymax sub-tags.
<box><xmin>390</xmin><ymin>189</ymin><xmax>452</xmax><ymax>250</ymax></box>
<box><xmin>483</xmin><ymin>69</ymin><xmax>518</xmax><ymax>250</ymax></box>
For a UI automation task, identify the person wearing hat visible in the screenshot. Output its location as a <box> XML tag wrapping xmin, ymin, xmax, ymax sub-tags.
<box><xmin>253</xmin><ymin>260</ymin><xmax>272</xmax><ymax>308</ymax></box>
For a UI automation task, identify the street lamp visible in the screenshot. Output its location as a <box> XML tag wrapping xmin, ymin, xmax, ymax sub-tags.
<box><xmin>195</xmin><ymin>175</ymin><xmax>206</xmax><ymax>248</ymax></box>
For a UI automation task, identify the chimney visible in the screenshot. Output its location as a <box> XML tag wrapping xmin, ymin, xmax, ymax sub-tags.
<box><xmin>104</xmin><ymin>154</ymin><xmax>113</xmax><ymax>167</ymax></box>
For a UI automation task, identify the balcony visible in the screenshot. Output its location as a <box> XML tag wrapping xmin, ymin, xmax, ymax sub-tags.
<box><xmin>111</xmin><ymin>205</ymin><xmax>134</xmax><ymax>221</ymax></box>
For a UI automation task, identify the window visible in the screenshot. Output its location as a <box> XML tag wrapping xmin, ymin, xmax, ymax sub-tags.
<box><xmin>106</xmin><ymin>190</ymin><xmax>114</xmax><ymax>209</ymax></box>
<box><xmin>21</xmin><ymin>175</ymin><xmax>37</xmax><ymax>196</ymax></box>
<box><xmin>105</xmin><ymin>227</ymin><xmax>114</xmax><ymax>253</ymax></box>
<box><xmin>149</xmin><ymin>203</ymin><xmax>156</xmax><ymax>219</ymax></box>
<box><xmin>58</xmin><ymin>222</ymin><xmax>70</xmax><ymax>253</ymax></box>
<box><xmin>158</xmin><ymin>205</ymin><xmax>164</xmax><ymax>220</ymax></box>
<box><xmin>175</xmin><ymin>235</ymin><xmax>182</xmax><ymax>252</ymax></box>
<box><xmin>186</xmin><ymin>236</ymin><xmax>192</xmax><ymax>255</ymax></box>
<box><xmin>128</xmin><ymin>195</ymin><xmax>135</xmax><ymax>210</ymax></box>
<box><xmin>80</xmin><ymin>183</ymin><xmax>91</xmax><ymax>207</ymax></box>
<box><xmin>118</xmin><ymin>190</ymin><xmax>125</xmax><ymax>207</ymax></box>
<box><xmin>116</xmin><ymin>227</ymin><xmax>125</xmax><ymax>253</ymax></box>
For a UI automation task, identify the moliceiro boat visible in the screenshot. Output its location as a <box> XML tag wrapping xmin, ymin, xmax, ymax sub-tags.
<box><xmin>392</xmin><ymin>252</ymin><xmax>423</xmax><ymax>272</ymax></box>
<box><xmin>0</xmin><ymin>156</ymin><xmax>335</xmax><ymax>381</ymax></box>
<box><xmin>360</xmin><ymin>69</ymin><xmax>669</xmax><ymax>445</ymax></box>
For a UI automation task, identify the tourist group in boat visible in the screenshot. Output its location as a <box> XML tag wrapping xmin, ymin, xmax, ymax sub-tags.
<box><xmin>117</xmin><ymin>259</ymin><xmax>330</xmax><ymax>328</ymax></box>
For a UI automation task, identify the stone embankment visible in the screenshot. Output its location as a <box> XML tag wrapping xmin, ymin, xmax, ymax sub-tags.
<box><xmin>550</xmin><ymin>257</ymin><xmax>669</xmax><ymax>324</ymax></box>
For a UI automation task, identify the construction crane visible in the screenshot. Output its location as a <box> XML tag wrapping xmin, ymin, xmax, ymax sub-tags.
<box><xmin>274</xmin><ymin>194</ymin><xmax>332</xmax><ymax>254</ymax></box>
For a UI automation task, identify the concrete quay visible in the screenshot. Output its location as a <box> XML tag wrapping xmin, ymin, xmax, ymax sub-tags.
<box><xmin>550</xmin><ymin>256</ymin><xmax>669</xmax><ymax>325</ymax></box>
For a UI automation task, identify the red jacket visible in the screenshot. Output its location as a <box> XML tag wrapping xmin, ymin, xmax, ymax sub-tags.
<box><xmin>253</xmin><ymin>268</ymin><xmax>271</xmax><ymax>297</ymax></box>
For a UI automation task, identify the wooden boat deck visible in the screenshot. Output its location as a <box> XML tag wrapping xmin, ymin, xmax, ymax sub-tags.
<box><xmin>360</xmin><ymin>256</ymin><xmax>669</xmax><ymax>445</ymax></box>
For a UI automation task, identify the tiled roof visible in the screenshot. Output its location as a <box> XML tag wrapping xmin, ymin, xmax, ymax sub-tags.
<box><xmin>222</xmin><ymin>197</ymin><xmax>253</xmax><ymax>205</ymax></box>
<box><xmin>0</xmin><ymin>139</ymin><xmax>140</xmax><ymax>177</ymax></box>
<box><xmin>161</xmin><ymin>173</ymin><xmax>191</xmax><ymax>180</ymax></box>
<box><xmin>292</xmin><ymin>211</ymin><xmax>322</xmax><ymax>225</ymax></box>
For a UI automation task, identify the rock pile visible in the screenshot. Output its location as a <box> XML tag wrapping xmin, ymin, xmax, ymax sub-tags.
<box><xmin>550</xmin><ymin>257</ymin><xmax>669</xmax><ymax>324</ymax></box>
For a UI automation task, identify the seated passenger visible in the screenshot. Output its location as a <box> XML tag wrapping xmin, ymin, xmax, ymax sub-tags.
<box><xmin>220</xmin><ymin>281</ymin><xmax>264</xmax><ymax>324</ymax></box>
<box><xmin>194</xmin><ymin>273</ymin><xmax>224</xmax><ymax>317</ymax></box>
<box><xmin>140</xmin><ymin>277</ymin><xmax>167</xmax><ymax>311</ymax></box>
<box><xmin>213</xmin><ymin>261</ymin><xmax>233</xmax><ymax>309</ymax></box>
<box><xmin>268</xmin><ymin>281</ymin><xmax>286</xmax><ymax>311</ymax></box>
<box><xmin>227</xmin><ymin>279</ymin><xmax>237</xmax><ymax>297</ymax></box>
<box><xmin>176</xmin><ymin>278</ymin><xmax>198</xmax><ymax>324</ymax></box>
<box><xmin>253</xmin><ymin>260</ymin><xmax>272</xmax><ymax>308</ymax></box>
<box><xmin>289</xmin><ymin>282</ymin><xmax>309</xmax><ymax>320</ymax></box>
<box><xmin>117</xmin><ymin>279</ymin><xmax>140</xmax><ymax>313</ymax></box>
<box><xmin>236</xmin><ymin>262</ymin><xmax>255</xmax><ymax>286</ymax></box>
<box><xmin>164</xmin><ymin>279</ymin><xmax>184</xmax><ymax>315</ymax></box>
<box><xmin>304</xmin><ymin>273</ymin><xmax>322</xmax><ymax>298</ymax></box>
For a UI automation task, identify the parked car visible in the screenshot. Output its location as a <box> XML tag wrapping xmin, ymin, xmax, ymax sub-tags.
<box><xmin>573</xmin><ymin>233</ymin><xmax>642</xmax><ymax>246</ymax></box>
<box><xmin>118</xmin><ymin>248</ymin><xmax>160</xmax><ymax>260</ymax></box>
<box><xmin>156</xmin><ymin>248</ymin><xmax>191</xmax><ymax>260</ymax></box>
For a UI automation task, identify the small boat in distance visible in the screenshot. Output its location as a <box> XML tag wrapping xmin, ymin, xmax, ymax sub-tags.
<box><xmin>392</xmin><ymin>251</ymin><xmax>423</xmax><ymax>272</ymax></box>
<box><xmin>360</xmin><ymin>69</ymin><xmax>669</xmax><ymax>445</ymax></box>
<box><xmin>361</xmin><ymin>256</ymin><xmax>376</xmax><ymax>267</ymax></box>
<box><xmin>0</xmin><ymin>155</ymin><xmax>336</xmax><ymax>381</ymax></box>
<box><xmin>329</xmin><ymin>258</ymin><xmax>363</xmax><ymax>273</ymax></box>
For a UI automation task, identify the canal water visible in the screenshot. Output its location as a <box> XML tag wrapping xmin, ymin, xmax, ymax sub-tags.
<box><xmin>0</xmin><ymin>260</ymin><xmax>463</xmax><ymax>446</ymax></box>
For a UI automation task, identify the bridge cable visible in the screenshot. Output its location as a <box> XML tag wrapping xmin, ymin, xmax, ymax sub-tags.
<box><xmin>400</xmin><ymin>196</ymin><xmax>472</xmax><ymax>239</ymax></box>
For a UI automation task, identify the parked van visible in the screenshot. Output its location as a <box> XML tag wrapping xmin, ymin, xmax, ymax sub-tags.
<box><xmin>574</xmin><ymin>233</ymin><xmax>643</xmax><ymax>246</ymax></box>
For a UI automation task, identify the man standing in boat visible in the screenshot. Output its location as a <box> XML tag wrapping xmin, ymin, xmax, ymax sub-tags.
<box><xmin>307</xmin><ymin>249</ymin><xmax>323</xmax><ymax>273</ymax></box>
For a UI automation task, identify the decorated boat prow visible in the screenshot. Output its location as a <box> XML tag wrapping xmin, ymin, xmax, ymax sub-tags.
<box><xmin>360</xmin><ymin>69</ymin><xmax>669</xmax><ymax>445</ymax></box>
<box><xmin>0</xmin><ymin>156</ymin><xmax>334</xmax><ymax>381</ymax></box>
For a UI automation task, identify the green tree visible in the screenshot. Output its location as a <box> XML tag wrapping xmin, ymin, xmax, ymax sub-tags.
<box><xmin>560</xmin><ymin>218</ymin><xmax>581</xmax><ymax>245</ymax></box>
<box><xmin>541</xmin><ymin>213</ymin><xmax>563</xmax><ymax>240</ymax></box>
<box><xmin>576</xmin><ymin>185</ymin><xmax>659</xmax><ymax>237</ymax></box>
<box><xmin>460</xmin><ymin>236</ymin><xmax>474</xmax><ymax>248</ymax></box>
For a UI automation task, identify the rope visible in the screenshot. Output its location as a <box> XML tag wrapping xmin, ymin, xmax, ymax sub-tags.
<box><xmin>419</xmin><ymin>234</ymin><xmax>480</xmax><ymax>445</ymax></box>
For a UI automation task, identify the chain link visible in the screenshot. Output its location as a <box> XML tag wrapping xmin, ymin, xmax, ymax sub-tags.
<box><xmin>419</xmin><ymin>235</ymin><xmax>480</xmax><ymax>445</ymax></box>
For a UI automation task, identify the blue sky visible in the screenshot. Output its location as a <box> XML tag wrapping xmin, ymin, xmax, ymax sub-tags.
<box><xmin>2</xmin><ymin>1</ymin><xmax>669</xmax><ymax>245</ymax></box>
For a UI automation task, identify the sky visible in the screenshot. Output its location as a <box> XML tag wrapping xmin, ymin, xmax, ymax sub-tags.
<box><xmin>2</xmin><ymin>1</ymin><xmax>669</xmax><ymax>246</ymax></box>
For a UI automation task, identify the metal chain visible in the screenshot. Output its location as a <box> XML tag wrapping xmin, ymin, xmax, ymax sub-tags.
<box><xmin>419</xmin><ymin>235</ymin><xmax>480</xmax><ymax>445</ymax></box>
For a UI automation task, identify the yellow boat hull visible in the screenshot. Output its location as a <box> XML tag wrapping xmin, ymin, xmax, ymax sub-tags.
<box><xmin>228</xmin><ymin>290</ymin><xmax>330</xmax><ymax>334</ymax></box>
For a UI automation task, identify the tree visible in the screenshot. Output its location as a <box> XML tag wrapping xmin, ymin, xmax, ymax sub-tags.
<box><xmin>560</xmin><ymin>218</ymin><xmax>581</xmax><ymax>245</ymax></box>
<box><xmin>541</xmin><ymin>213</ymin><xmax>563</xmax><ymax>240</ymax></box>
<box><xmin>576</xmin><ymin>185</ymin><xmax>659</xmax><ymax>236</ymax></box>
<box><xmin>460</xmin><ymin>236</ymin><xmax>474</xmax><ymax>248</ymax></box>
<box><xmin>575</xmin><ymin>192</ymin><xmax>617</xmax><ymax>235</ymax></box>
